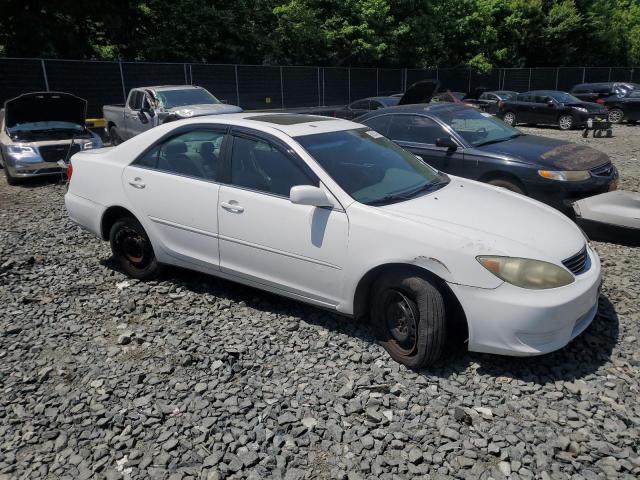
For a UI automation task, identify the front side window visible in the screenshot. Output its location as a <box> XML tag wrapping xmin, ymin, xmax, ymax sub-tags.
<box><xmin>388</xmin><ymin>115</ymin><xmax>447</xmax><ymax>144</ymax></box>
<box><xmin>437</xmin><ymin>106</ymin><xmax>522</xmax><ymax>147</ymax></box>
<box><xmin>128</xmin><ymin>91</ymin><xmax>142</xmax><ymax>109</ymax></box>
<box><xmin>548</xmin><ymin>92</ymin><xmax>582</xmax><ymax>103</ymax></box>
<box><xmin>230</xmin><ymin>136</ymin><xmax>317</xmax><ymax>197</ymax></box>
<box><xmin>156</xmin><ymin>88</ymin><xmax>220</xmax><ymax>109</ymax></box>
<box><xmin>133</xmin><ymin>129</ymin><xmax>224</xmax><ymax>181</ymax></box>
<box><xmin>295</xmin><ymin>128</ymin><xmax>448</xmax><ymax>205</ymax></box>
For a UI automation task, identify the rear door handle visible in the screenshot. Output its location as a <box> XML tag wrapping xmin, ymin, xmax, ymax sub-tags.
<box><xmin>220</xmin><ymin>201</ymin><xmax>244</xmax><ymax>213</ymax></box>
<box><xmin>128</xmin><ymin>177</ymin><xmax>146</xmax><ymax>189</ymax></box>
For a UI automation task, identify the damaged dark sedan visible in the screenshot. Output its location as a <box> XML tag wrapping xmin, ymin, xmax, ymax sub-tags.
<box><xmin>0</xmin><ymin>92</ymin><xmax>103</xmax><ymax>184</ymax></box>
<box><xmin>358</xmin><ymin>104</ymin><xmax>618</xmax><ymax>215</ymax></box>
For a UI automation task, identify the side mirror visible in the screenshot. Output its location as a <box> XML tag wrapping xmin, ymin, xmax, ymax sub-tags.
<box><xmin>290</xmin><ymin>185</ymin><xmax>333</xmax><ymax>207</ymax></box>
<box><xmin>547</xmin><ymin>100</ymin><xmax>555</xmax><ymax>107</ymax></box>
<box><xmin>137</xmin><ymin>111</ymin><xmax>149</xmax><ymax>123</ymax></box>
<box><xmin>435</xmin><ymin>137</ymin><xmax>458</xmax><ymax>150</ymax></box>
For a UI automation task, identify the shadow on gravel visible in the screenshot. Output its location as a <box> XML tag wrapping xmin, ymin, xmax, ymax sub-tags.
<box><xmin>1</xmin><ymin>174</ymin><xmax>66</xmax><ymax>188</ymax></box>
<box><xmin>105</xmin><ymin>258</ymin><xmax>619</xmax><ymax>384</ymax></box>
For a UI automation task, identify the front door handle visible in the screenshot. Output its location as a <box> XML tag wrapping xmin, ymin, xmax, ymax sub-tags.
<box><xmin>128</xmin><ymin>177</ymin><xmax>146</xmax><ymax>189</ymax></box>
<box><xmin>221</xmin><ymin>201</ymin><xmax>244</xmax><ymax>213</ymax></box>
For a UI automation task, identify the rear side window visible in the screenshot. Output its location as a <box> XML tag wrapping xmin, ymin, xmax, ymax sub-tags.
<box><xmin>388</xmin><ymin>115</ymin><xmax>447</xmax><ymax>144</ymax></box>
<box><xmin>229</xmin><ymin>136</ymin><xmax>317</xmax><ymax>197</ymax></box>
<box><xmin>132</xmin><ymin>129</ymin><xmax>225</xmax><ymax>181</ymax></box>
<box><xmin>516</xmin><ymin>94</ymin><xmax>530</xmax><ymax>102</ymax></box>
<box><xmin>362</xmin><ymin>115</ymin><xmax>392</xmax><ymax>136</ymax></box>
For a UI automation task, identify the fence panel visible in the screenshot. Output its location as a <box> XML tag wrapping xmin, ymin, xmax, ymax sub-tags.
<box><xmin>0</xmin><ymin>59</ymin><xmax>47</xmax><ymax>107</ymax></box>
<box><xmin>584</xmin><ymin>67</ymin><xmax>609</xmax><ymax>83</ymax></box>
<box><xmin>122</xmin><ymin>62</ymin><xmax>187</xmax><ymax>93</ymax></box>
<box><xmin>406</xmin><ymin>69</ymin><xmax>437</xmax><ymax>88</ymax></box>
<box><xmin>45</xmin><ymin>60</ymin><xmax>123</xmax><ymax>117</ymax></box>
<box><xmin>437</xmin><ymin>68</ymin><xmax>470</xmax><ymax>92</ymax></box>
<box><xmin>378</xmin><ymin>68</ymin><xmax>403</xmax><ymax>95</ymax></box>
<box><xmin>557</xmin><ymin>67</ymin><xmax>583</xmax><ymax>91</ymax></box>
<box><xmin>190</xmin><ymin>64</ymin><xmax>238</xmax><ymax>105</ymax></box>
<box><xmin>282</xmin><ymin>66</ymin><xmax>319</xmax><ymax>108</ymax></box>
<box><xmin>610</xmin><ymin>68</ymin><xmax>633</xmax><ymax>82</ymax></box>
<box><xmin>502</xmin><ymin>69</ymin><xmax>530</xmax><ymax>92</ymax></box>
<box><xmin>237</xmin><ymin>65</ymin><xmax>281</xmax><ymax>110</ymax></box>
<box><xmin>470</xmin><ymin>69</ymin><xmax>500</xmax><ymax>92</ymax></box>
<box><xmin>322</xmin><ymin>68</ymin><xmax>349</xmax><ymax>106</ymax></box>
<box><xmin>530</xmin><ymin>68</ymin><xmax>557</xmax><ymax>90</ymax></box>
<box><xmin>349</xmin><ymin>68</ymin><xmax>377</xmax><ymax>100</ymax></box>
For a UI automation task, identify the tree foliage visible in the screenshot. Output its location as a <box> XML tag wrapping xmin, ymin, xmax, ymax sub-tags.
<box><xmin>1</xmin><ymin>0</ymin><xmax>639</xmax><ymax>67</ymax></box>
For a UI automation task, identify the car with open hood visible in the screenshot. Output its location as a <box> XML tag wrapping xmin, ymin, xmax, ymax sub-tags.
<box><xmin>357</xmin><ymin>103</ymin><xmax>618</xmax><ymax>215</ymax></box>
<box><xmin>0</xmin><ymin>92</ymin><xmax>103</xmax><ymax>185</ymax></box>
<box><xmin>65</xmin><ymin>112</ymin><xmax>601</xmax><ymax>369</ymax></box>
<box><xmin>496</xmin><ymin>90</ymin><xmax>609</xmax><ymax>130</ymax></box>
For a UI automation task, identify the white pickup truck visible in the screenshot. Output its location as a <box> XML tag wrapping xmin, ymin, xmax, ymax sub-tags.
<box><xmin>103</xmin><ymin>85</ymin><xmax>242</xmax><ymax>144</ymax></box>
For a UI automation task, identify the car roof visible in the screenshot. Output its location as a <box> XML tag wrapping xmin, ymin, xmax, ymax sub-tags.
<box><xmin>140</xmin><ymin>85</ymin><xmax>204</xmax><ymax>91</ymax></box>
<box><xmin>171</xmin><ymin>112</ymin><xmax>363</xmax><ymax>137</ymax></box>
<box><xmin>358</xmin><ymin>103</ymin><xmax>468</xmax><ymax>118</ymax></box>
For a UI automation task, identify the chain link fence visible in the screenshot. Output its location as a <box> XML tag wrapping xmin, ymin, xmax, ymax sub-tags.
<box><xmin>0</xmin><ymin>58</ymin><xmax>636</xmax><ymax>117</ymax></box>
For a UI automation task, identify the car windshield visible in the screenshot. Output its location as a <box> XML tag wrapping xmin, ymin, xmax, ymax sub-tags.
<box><xmin>548</xmin><ymin>92</ymin><xmax>582</xmax><ymax>103</ymax></box>
<box><xmin>436</xmin><ymin>107</ymin><xmax>522</xmax><ymax>147</ymax></box>
<box><xmin>295</xmin><ymin>128</ymin><xmax>448</xmax><ymax>205</ymax></box>
<box><xmin>156</xmin><ymin>88</ymin><xmax>220</xmax><ymax>108</ymax></box>
<box><xmin>8</xmin><ymin>121</ymin><xmax>84</xmax><ymax>133</ymax></box>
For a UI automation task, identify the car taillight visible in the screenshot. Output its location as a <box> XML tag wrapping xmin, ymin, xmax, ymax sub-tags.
<box><xmin>596</xmin><ymin>98</ymin><xmax>605</xmax><ymax>104</ymax></box>
<box><xmin>67</xmin><ymin>161</ymin><xmax>73</xmax><ymax>183</ymax></box>
<box><xmin>498</xmin><ymin>101</ymin><xmax>505</xmax><ymax>109</ymax></box>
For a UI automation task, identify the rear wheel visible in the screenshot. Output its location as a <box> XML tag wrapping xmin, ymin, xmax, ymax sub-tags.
<box><xmin>109</xmin><ymin>126</ymin><xmax>123</xmax><ymax>146</ymax></box>
<box><xmin>109</xmin><ymin>216</ymin><xmax>162</xmax><ymax>280</ymax></box>
<box><xmin>558</xmin><ymin>115</ymin><xmax>574</xmax><ymax>130</ymax></box>
<box><xmin>487</xmin><ymin>178</ymin><xmax>525</xmax><ymax>195</ymax></box>
<box><xmin>371</xmin><ymin>270</ymin><xmax>446</xmax><ymax>369</ymax></box>
<box><xmin>607</xmin><ymin>108</ymin><xmax>624</xmax><ymax>124</ymax></box>
<box><xmin>502</xmin><ymin>111</ymin><xmax>516</xmax><ymax>126</ymax></box>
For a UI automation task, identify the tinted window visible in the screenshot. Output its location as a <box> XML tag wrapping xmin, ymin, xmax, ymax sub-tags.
<box><xmin>295</xmin><ymin>128</ymin><xmax>447</xmax><ymax>205</ymax></box>
<box><xmin>388</xmin><ymin>115</ymin><xmax>447</xmax><ymax>144</ymax></box>
<box><xmin>362</xmin><ymin>115</ymin><xmax>392</xmax><ymax>136</ymax></box>
<box><xmin>516</xmin><ymin>94</ymin><xmax>531</xmax><ymax>102</ymax></box>
<box><xmin>350</xmin><ymin>100</ymin><xmax>370</xmax><ymax>110</ymax></box>
<box><xmin>133</xmin><ymin>129</ymin><xmax>224</xmax><ymax>181</ymax></box>
<box><xmin>230</xmin><ymin>136</ymin><xmax>316</xmax><ymax>197</ymax></box>
<box><xmin>156</xmin><ymin>88</ymin><xmax>220</xmax><ymax>109</ymax></box>
<box><xmin>128</xmin><ymin>91</ymin><xmax>142</xmax><ymax>109</ymax></box>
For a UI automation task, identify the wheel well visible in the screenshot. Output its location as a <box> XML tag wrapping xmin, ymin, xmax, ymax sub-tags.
<box><xmin>101</xmin><ymin>206</ymin><xmax>135</xmax><ymax>240</ymax></box>
<box><xmin>353</xmin><ymin>263</ymin><xmax>468</xmax><ymax>340</ymax></box>
<box><xmin>478</xmin><ymin>171</ymin><xmax>527</xmax><ymax>193</ymax></box>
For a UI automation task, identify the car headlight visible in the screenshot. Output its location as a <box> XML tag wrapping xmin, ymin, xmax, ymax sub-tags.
<box><xmin>6</xmin><ymin>145</ymin><xmax>36</xmax><ymax>156</ymax></box>
<box><xmin>538</xmin><ymin>170</ymin><xmax>591</xmax><ymax>181</ymax></box>
<box><xmin>574</xmin><ymin>107</ymin><xmax>588</xmax><ymax>114</ymax></box>
<box><xmin>477</xmin><ymin>256</ymin><xmax>574</xmax><ymax>289</ymax></box>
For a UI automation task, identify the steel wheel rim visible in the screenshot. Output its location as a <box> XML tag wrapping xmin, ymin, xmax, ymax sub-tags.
<box><xmin>608</xmin><ymin>110</ymin><xmax>622</xmax><ymax>123</ymax></box>
<box><xmin>382</xmin><ymin>290</ymin><xmax>418</xmax><ymax>355</ymax></box>
<box><xmin>559</xmin><ymin>116</ymin><xmax>572</xmax><ymax>130</ymax></box>
<box><xmin>115</xmin><ymin>226</ymin><xmax>151</xmax><ymax>268</ymax></box>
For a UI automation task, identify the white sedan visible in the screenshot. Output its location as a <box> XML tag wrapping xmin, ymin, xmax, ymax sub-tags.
<box><xmin>65</xmin><ymin>113</ymin><xmax>601</xmax><ymax>369</ymax></box>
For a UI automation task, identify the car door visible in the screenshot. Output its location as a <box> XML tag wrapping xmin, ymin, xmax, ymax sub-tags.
<box><xmin>386</xmin><ymin>114</ymin><xmax>467</xmax><ymax>175</ymax></box>
<box><xmin>217</xmin><ymin>129</ymin><xmax>348</xmax><ymax>306</ymax></box>
<box><xmin>123</xmin><ymin>90</ymin><xmax>143</xmax><ymax>139</ymax></box>
<box><xmin>535</xmin><ymin>95</ymin><xmax>558</xmax><ymax>124</ymax></box>
<box><xmin>122</xmin><ymin>127</ymin><xmax>226</xmax><ymax>268</ymax></box>
<box><xmin>513</xmin><ymin>94</ymin><xmax>535</xmax><ymax>123</ymax></box>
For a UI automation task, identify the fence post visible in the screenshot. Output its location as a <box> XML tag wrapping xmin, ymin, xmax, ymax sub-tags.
<box><xmin>348</xmin><ymin>67</ymin><xmax>351</xmax><ymax>103</ymax></box>
<box><xmin>317</xmin><ymin>67</ymin><xmax>321</xmax><ymax>106</ymax></box>
<box><xmin>322</xmin><ymin>68</ymin><xmax>325</xmax><ymax>106</ymax></box>
<box><xmin>608</xmin><ymin>67</ymin><xmax>612</xmax><ymax>82</ymax></box>
<box><xmin>582</xmin><ymin>67</ymin><xmax>586</xmax><ymax>83</ymax></box>
<box><xmin>189</xmin><ymin>64</ymin><xmax>193</xmax><ymax>84</ymax></box>
<box><xmin>40</xmin><ymin>59</ymin><xmax>49</xmax><ymax>92</ymax></box>
<box><xmin>555</xmin><ymin>68</ymin><xmax>559</xmax><ymax>89</ymax></box>
<box><xmin>528</xmin><ymin>68</ymin><xmax>532</xmax><ymax>90</ymax></box>
<box><xmin>376</xmin><ymin>68</ymin><xmax>379</xmax><ymax>96</ymax></box>
<box><xmin>183</xmin><ymin>64</ymin><xmax>188</xmax><ymax>84</ymax></box>
<box><xmin>234</xmin><ymin>65</ymin><xmax>240</xmax><ymax>106</ymax></box>
<box><xmin>631</xmin><ymin>68</ymin><xmax>634</xmax><ymax>82</ymax></box>
<box><xmin>404</xmin><ymin>68</ymin><xmax>408</xmax><ymax>92</ymax></box>
<box><xmin>468</xmin><ymin>68</ymin><xmax>472</xmax><ymax>93</ymax></box>
<box><xmin>280</xmin><ymin>66</ymin><xmax>285</xmax><ymax>109</ymax></box>
<box><xmin>118</xmin><ymin>61</ymin><xmax>127</xmax><ymax>103</ymax></box>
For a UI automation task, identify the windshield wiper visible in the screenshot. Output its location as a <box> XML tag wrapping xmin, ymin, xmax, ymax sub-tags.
<box><xmin>475</xmin><ymin>133</ymin><xmax>522</xmax><ymax>147</ymax></box>
<box><xmin>366</xmin><ymin>180</ymin><xmax>449</xmax><ymax>206</ymax></box>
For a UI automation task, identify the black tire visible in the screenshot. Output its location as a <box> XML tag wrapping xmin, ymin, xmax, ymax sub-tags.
<box><xmin>4</xmin><ymin>166</ymin><xmax>20</xmax><ymax>185</ymax></box>
<box><xmin>607</xmin><ymin>108</ymin><xmax>624</xmax><ymax>124</ymax></box>
<box><xmin>502</xmin><ymin>111</ymin><xmax>516</xmax><ymax>126</ymax></box>
<box><xmin>487</xmin><ymin>178</ymin><xmax>525</xmax><ymax>195</ymax></box>
<box><xmin>109</xmin><ymin>126</ymin><xmax>123</xmax><ymax>146</ymax></box>
<box><xmin>594</xmin><ymin>129</ymin><xmax>601</xmax><ymax>138</ymax></box>
<box><xmin>582</xmin><ymin>129</ymin><xmax>589</xmax><ymax>138</ymax></box>
<box><xmin>371</xmin><ymin>270</ymin><xmax>446</xmax><ymax>369</ymax></box>
<box><xmin>109</xmin><ymin>216</ymin><xmax>162</xmax><ymax>280</ymax></box>
<box><xmin>606</xmin><ymin>129</ymin><xmax>613</xmax><ymax>138</ymax></box>
<box><xmin>558</xmin><ymin>114</ymin><xmax>574</xmax><ymax>130</ymax></box>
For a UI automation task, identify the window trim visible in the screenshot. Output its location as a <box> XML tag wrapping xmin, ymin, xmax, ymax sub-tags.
<box><xmin>129</xmin><ymin>124</ymin><xmax>230</xmax><ymax>184</ymax></box>
<box><xmin>223</xmin><ymin>127</ymin><xmax>321</xmax><ymax>200</ymax></box>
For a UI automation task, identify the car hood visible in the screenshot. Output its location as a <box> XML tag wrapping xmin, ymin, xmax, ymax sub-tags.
<box><xmin>378</xmin><ymin>177</ymin><xmax>584</xmax><ymax>263</ymax></box>
<box><xmin>166</xmin><ymin>103</ymin><xmax>243</xmax><ymax>117</ymax></box>
<box><xmin>4</xmin><ymin>92</ymin><xmax>87</xmax><ymax>129</ymax></box>
<box><xmin>472</xmin><ymin>135</ymin><xmax>610</xmax><ymax>170</ymax></box>
<box><xmin>398</xmin><ymin>80</ymin><xmax>440</xmax><ymax>105</ymax></box>
<box><xmin>565</xmin><ymin>101</ymin><xmax>607</xmax><ymax>113</ymax></box>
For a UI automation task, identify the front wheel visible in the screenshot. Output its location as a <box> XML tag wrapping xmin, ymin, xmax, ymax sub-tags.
<box><xmin>109</xmin><ymin>216</ymin><xmax>162</xmax><ymax>280</ymax></box>
<box><xmin>607</xmin><ymin>108</ymin><xmax>624</xmax><ymax>124</ymax></box>
<box><xmin>487</xmin><ymin>178</ymin><xmax>525</xmax><ymax>195</ymax></box>
<box><xmin>502</xmin><ymin>111</ymin><xmax>516</xmax><ymax>126</ymax></box>
<box><xmin>371</xmin><ymin>270</ymin><xmax>446</xmax><ymax>369</ymax></box>
<box><xmin>558</xmin><ymin>115</ymin><xmax>574</xmax><ymax>130</ymax></box>
<box><xmin>109</xmin><ymin>126</ymin><xmax>123</xmax><ymax>146</ymax></box>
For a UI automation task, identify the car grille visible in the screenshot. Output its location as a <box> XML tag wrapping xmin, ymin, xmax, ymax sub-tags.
<box><xmin>591</xmin><ymin>162</ymin><xmax>614</xmax><ymax>177</ymax></box>
<box><xmin>38</xmin><ymin>144</ymin><xmax>80</xmax><ymax>163</ymax></box>
<box><xmin>562</xmin><ymin>245</ymin><xmax>589</xmax><ymax>275</ymax></box>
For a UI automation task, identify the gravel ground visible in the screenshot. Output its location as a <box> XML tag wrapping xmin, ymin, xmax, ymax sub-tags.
<box><xmin>1</xmin><ymin>125</ymin><xmax>639</xmax><ymax>480</ymax></box>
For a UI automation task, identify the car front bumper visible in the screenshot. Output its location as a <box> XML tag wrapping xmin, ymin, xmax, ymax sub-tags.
<box><xmin>449</xmin><ymin>245</ymin><xmax>601</xmax><ymax>356</ymax></box>
<box><xmin>5</xmin><ymin>160</ymin><xmax>65</xmax><ymax>178</ymax></box>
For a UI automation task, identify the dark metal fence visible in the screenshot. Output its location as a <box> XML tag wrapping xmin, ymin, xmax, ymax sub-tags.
<box><xmin>0</xmin><ymin>58</ymin><xmax>636</xmax><ymax>117</ymax></box>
